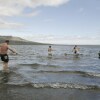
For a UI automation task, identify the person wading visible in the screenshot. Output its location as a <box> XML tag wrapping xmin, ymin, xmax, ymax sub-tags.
<box><xmin>0</xmin><ymin>40</ymin><xmax>18</xmax><ymax>73</ymax></box>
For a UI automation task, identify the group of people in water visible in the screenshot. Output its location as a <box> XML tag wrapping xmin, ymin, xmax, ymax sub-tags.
<box><xmin>0</xmin><ymin>40</ymin><xmax>100</xmax><ymax>73</ymax></box>
<box><xmin>48</xmin><ymin>45</ymin><xmax>80</xmax><ymax>56</ymax></box>
<box><xmin>48</xmin><ymin>45</ymin><xmax>100</xmax><ymax>58</ymax></box>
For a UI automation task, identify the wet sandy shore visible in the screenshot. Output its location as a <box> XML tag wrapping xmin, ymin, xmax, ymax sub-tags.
<box><xmin>0</xmin><ymin>84</ymin><xmax>100</xmax><ymax>100</ymax></box>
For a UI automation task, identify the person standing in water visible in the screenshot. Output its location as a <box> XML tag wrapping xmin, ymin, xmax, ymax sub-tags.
<box><xmin>0</xmin><ymin>40</ymin><xmax>18</xmax><ymax>73</ymax></box>
<box><xmin>48</xmin><ymin>46</ymin><xmax>53</xmax><ymax>56</ymax></box>
<box><xmin>72</xmin><ymin>45</ymin><xmax>80</xmax><ymax>54</ymax></box>
<box><xmin>98</xmin><ymin>51</ymin><xmax>100</xmax><ymax>59</ymax></box>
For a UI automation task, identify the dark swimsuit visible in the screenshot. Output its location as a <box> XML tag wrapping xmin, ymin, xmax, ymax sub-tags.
<box><xmin>1</xmin><ymin>54</ymin><xmax>9</xmax><ymax>62</ymax></box>
<box><xmin>73</xmin><ymin>47</ymin><xmax>77</xmax><ymax>54</ymax></box>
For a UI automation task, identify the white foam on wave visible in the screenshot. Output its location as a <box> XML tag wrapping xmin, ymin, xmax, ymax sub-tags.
<box><xmin>31</xmin><ymin>83</ymin><xmax>100</xmax><ymax>90</ymax></box>
<box><xmin>87</xmin><ymin>72</ymin><xmax>100</xmax><ymax>77</ymax></box>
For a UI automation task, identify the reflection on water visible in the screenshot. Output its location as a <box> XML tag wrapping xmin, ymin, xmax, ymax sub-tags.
<box><xmin>0</xmin><ymin>45</ymin><xmax>100</xmax><ymax>89</ymax></box>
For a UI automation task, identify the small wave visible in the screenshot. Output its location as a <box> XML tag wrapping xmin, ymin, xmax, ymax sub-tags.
<box><xmin>20</xmin><ymin>63</ymin><xmax>41</xmax><ymax>67</ymax></box>
<box><xmin>7</xmin><ymin>82</ymin><xmax>100</xmax><ymax>90</ymax></box>
<box><xmin>69</xmin><ymin>71</ymin><xmax>100</xmax><ymax>78</ymax></box>
<box><xmin>13</xmin><ymin>67</ymin><xmax>100</xmax><ymax>78</ymax></box>
<box><xmin>87</xmin><ymin>72</ymin><xmax>100</xmax><ymax>77</ymax></box>
<box><xmin>5</xmin><ymin>67</ymin><xmax>100</xmax><ymax>80</ymax></box>
<box><xmin>78</xmin><ymin>71</ymin><xmax>100</xmax><ymax>78</ymax></box>
<box><xmin>32</xmin><ymin>83</ymin><xmax>100</xmax><ymax>90</ymax></box>
<box><xmin>20</xmin><ymin>63</ymin><xmax>61</xmax><ymax>68</ymax></box>
<box><xmin>34</xmin><ymin>70</ymin><xmax>100</xmax><ymax>78</ymax></box>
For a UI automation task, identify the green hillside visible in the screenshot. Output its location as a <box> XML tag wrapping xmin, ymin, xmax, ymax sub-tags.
<box><xmin>0</xmin><ymin>36</ymin><xmax>45</xmax><ymax>45</ymax></box>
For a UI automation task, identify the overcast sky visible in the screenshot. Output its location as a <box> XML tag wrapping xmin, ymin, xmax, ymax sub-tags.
<box><xmin>0</xmin><ymin>0</ymin><xmax>100</xmax><ymax>45</ymax></box>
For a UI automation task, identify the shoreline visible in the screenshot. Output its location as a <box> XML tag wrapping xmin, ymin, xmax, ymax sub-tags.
<box><xmin>0</xmin><ymin>84</ymin><xmax>100</xmax><ymax>100</ymax></box>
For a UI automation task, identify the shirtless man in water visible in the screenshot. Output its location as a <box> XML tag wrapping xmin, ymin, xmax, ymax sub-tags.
<box><xmin>0</xmin><ymin>40</ymin><xmax>17</xmax><ymax>73</ymax></box>
<box><xmin>48</xmin><ymin>46</ymin><xmax>53</xmax><ymax>56</ymax></box>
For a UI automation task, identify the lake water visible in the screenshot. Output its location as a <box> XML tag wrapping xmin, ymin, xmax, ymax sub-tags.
<box><xmin>0</xmin><ymin>45</ymin><xmax>100</xmax><ymax>90</ymax></box>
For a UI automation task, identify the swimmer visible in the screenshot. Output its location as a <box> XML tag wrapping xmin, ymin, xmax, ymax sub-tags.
<box><xmin>48</xmin><ymin>46</ymin><xmax>53</xmax><ymax>56</ymax></box>
<box><xmin>72</xmin><ymin>45</ymin><xmax>80</xmax><ymax>54</ymax></box>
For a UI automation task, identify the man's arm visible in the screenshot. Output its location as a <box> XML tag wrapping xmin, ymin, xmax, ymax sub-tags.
<box><xmin>8</xmin><ymin>47</ymin><xmax>18</xmax><ymax>54</ymax></box>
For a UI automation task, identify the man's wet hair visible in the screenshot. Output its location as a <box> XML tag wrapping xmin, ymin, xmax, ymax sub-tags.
<box><xmin>5</xmin><ymin>40</ymin><xmax>9</xmax><ymax>43</ymax></box>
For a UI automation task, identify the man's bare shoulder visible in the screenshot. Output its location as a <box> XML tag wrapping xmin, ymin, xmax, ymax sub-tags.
<box><xmin>0</xmin><ymin>43</ymin><xmax>8</xmax><ymax>47</ymax></box>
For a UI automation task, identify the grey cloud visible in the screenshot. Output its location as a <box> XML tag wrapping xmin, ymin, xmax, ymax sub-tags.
<box><xmin>0</xmin><ymin>0</ymin><xmax>70</xmax><ymax>17</ymax></box>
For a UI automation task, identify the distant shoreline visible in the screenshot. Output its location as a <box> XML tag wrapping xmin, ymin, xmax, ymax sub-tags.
<box><xmin>0</xmin><ymin>35</ymin><xmax>100</xmax><ymax>45</ymax></box>
<box><xmin>0</xmin><ymin>36</ymin><xmax>49</xmax><ymax>45</ymax></box>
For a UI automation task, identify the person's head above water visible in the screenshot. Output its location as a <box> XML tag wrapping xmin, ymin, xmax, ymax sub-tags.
<box><xmin>49</xmin><ymin>46</ymin><xmax>51</xmax><ymax>48</ymax></box>
<box><xmin>5</xmin><ymin>40</ymin><xmax>9</xmax><ymax>44</ymax></box>
<box><xmin>75</xmin><ymin>45</ymin><xmax>77</xmax><ymax>47</ymax></box>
